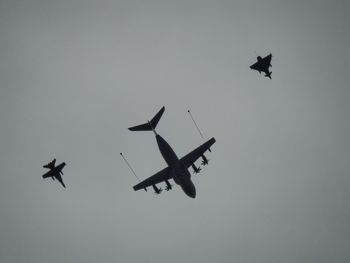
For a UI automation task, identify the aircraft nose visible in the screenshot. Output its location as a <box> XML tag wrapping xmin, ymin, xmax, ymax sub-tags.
<box><xmin>180</xmin><ymin>179</ymin><xmax>196</xmax><ymax>198</ymax></box>
<box><xmin>186</xmin><ymin>185</ymin><xmax>196</xmax><ymax>198</ymax></box>
<box><xmin>188</xmin><ymin>190</ymin><xmax>196</xmax><ymax>198</ymax></box>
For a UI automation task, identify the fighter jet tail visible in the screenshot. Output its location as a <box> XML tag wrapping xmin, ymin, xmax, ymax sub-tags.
<box><xmin>265</xmin><ymin>71</ymin><xmax>272</xmax><ymax>79</ymax></box>
<box><xmin>128</xmin><ymin>106</ymin><xmax>165</xmax><ymax>131</ymax></box>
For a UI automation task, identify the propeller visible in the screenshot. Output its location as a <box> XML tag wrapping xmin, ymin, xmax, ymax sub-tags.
<box><xmin>152</xmin><ymin>185</ymin><xmax>162</xmax><ymax>195</ymax></box>
<box><xmin>191</xmin><ymin>164</ymin><xmax>201</xmax><ymax>174</ymax></box>
<box><xmin>201</xmin><ymin>159</ymin><xmax>209</xmax><ymax>165</ymax></box>
<box><xmin>165</xmin><ymin>180</ymin><xmax>172</xmax><ymax>191</ymax></box>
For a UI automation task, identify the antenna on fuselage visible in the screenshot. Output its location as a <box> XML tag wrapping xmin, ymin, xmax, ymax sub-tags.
<box><xmin>120</xmin><ymin>152</ymin><xmax>140</xmax><ymax>181</ymax></box>
<box><xmin>187</xmin><ymin>109</ymin><xmax>205</xmax><ymax>140</ymax></box>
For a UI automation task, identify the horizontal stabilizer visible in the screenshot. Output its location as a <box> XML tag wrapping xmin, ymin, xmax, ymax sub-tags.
<box><xmin>128</xmin><ymin>106</ymin><xmax>165</xmax><ymax>131</ymax></box>
<box><xmin>128</xmin><ymin>123</ymin><xmax>153</xmax><ymax>131</ymax></box>
<box><xmin>43</xmin><ymin>158</ymin><xmax>56</xmax><ymax>169</ymax></box>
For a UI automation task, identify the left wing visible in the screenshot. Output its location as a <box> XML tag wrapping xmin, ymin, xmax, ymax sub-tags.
<box><xmin>133</xmin><ymin>167</ymin><xmax>172</xmax><ymax>191</ymax></box>
<box><xmin>180</xmin><ymin>137</ymin><xmax>216</xmax><ymax>169</ymax></box>
<box><xmin>250</xmin><ymin>61</ymin><xmax>262</xmax><ymax>71</ymax></box>
<box><xmin>42</xmin><ymin>170</ymin><xmax>53</xmax><ymax>179</ymax></box>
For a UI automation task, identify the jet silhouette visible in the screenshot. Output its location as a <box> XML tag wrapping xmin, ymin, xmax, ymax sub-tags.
<box><xmin>42</xmin><ymin>159</ymin><xmax>66</xmax><ymax>188</ymax></box>
<box><xmin>129</xmin><ymin>106</ymin><xmax>216</xmax><ymax>198</ymax></box>
<box><xmin>250</xmin><ymin>53</ymin><xmax>272</xmax><ymax>79</ymax></box>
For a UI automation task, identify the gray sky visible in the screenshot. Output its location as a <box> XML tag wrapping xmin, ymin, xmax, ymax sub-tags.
<box><xmin>1</xmin><ymin>0</ymin><xmax>350</xmax><ymax>262</ymax></box>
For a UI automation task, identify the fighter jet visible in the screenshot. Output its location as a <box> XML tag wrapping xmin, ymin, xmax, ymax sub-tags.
<box><xmin>42</xmin><ymin>159</ymin><xmax>67</xmax><ymax>188</ymax></box>
<box><xmin>250</xmin><ymin>53</ymin><xmax>272</xmax><ymax>79</ymax></box>
<box><xmin>129</xmin><ymin>106</ymin><xmax>216</xmax><ymax>198</ymax></box>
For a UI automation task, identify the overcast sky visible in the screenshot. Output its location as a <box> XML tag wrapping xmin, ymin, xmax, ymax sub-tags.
<box><xmin>1</xmin><ymin>0</ymin><xmax>350</xmax><ymax>263</ymax></box>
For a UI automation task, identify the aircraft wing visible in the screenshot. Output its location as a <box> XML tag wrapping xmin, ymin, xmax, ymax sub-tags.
<box><xmin>263</xmin><ymin>54</ymin><xmax>272</xmax><ymax>65</ymax></box>
<box><xmin>42</xmin><ymin>170</ymin><xmax>53</xmax><ymax>179</ymax></box>
<box><xmin>250</xmin><ymin>61</ymin><xmax>262</xmax><ymax>71</ymax></box>
<box><xmin>250</xmin><ymin>54</ymin><xmax>272</xmax><ymax>72</ymax></box>
<box><xmin>180</xmin><ymin>137</ymin><xmax>216</xmax><ymax>169</ymax></box>
<box><xmin>133</xmin><ymin>166</ymin><xmax>172</xmax><ymax>191</ymax></box>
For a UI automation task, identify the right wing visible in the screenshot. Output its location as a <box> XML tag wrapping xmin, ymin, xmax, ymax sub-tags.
<box><xmin>262</xmin><ymin>54</ymin><xmax>272</xmax><ymax>66</ymax></box>
<box><xmin>133</xmin><ymin>166</ymin><xmax>172</xmax><ymax>191</ymax></box>
<box><xmin>180</xmin><ymin>137</ymin><xmax>216</xmax><ymax>169</ymax></box>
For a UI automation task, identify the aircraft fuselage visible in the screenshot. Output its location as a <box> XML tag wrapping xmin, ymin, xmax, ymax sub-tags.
<box><xmin>155</xmin><ymin>134</ymin><xmax>196</xmax><ymax>198</ymax></box>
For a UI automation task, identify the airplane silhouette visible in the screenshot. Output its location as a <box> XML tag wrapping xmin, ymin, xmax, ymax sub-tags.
<box><xmin>129</xmin><ymin>106</ymin><xmax>216</xmax><ymax>198</ymax></box>
<box><xmin>42</xmin><ymin>159</ymin><xmax>66</xmax><ymax>188</ymax></box>
<box><xmin>250</xmin><ymin>53</ymin><xmax>272</xmax><ymax>79</ymax></box>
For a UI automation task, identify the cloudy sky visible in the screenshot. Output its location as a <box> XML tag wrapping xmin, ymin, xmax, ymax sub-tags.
<box><xmin>1</xmin><ymin>0</ymin><xmax>350</xmax><ymax>262</ymax></box>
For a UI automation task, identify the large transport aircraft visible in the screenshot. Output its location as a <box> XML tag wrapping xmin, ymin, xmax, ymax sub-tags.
<box><xmin>42</xmin><ymin>159</ymin><xmax>67</xmax><ymax>188</ymax></box>
<box><xmin>129</xmin><ymin>106</ymin><xmax>216</xmax><ymax>198</ymax></box>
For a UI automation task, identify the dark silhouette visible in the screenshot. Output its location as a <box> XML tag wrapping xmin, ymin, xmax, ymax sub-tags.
<box><xmin>201</xmin><ymin>154</ymin><xmax>209</xmax><ymax>165</ymax></box>
<box><xmin>128</xmin><ymin>106</ymin><xmax>216</xmax><ymax>198</ymax></box>
<box><xmin>42</xmin><ymin>159</ymin><xmax>66</xmax><ymax>188</ymax></box>
<box><xmin>191</xmin><ymin>163</ymin><xmax>201</xmax><ymax>174</ymax></box>
<box><xmin>165</xmin><ymin>180</ymin><xmax>172</xmax><ymax>191</ymax></box>
<box><xmin>250</xmin><ymin>53</ymin><xmax>272</xmax><ymax>79</ymax></box>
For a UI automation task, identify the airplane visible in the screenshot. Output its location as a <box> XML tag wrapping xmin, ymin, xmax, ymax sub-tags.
<box><xmin>250</xmin><ymin>53</ymin><xmax>272</xmax><ymax>79</ymax></box>
<box><xmin>129</xmin><ymin>106</ymin><xmax>216</xmax><ymax>198</ymax></box>
<box><xmin>42</xmin><ymin>159</ymin><xmax>67</xmax><ymax>188</ymax></box>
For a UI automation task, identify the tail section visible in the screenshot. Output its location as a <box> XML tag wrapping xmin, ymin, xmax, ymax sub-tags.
<box><xmin>265</xmin><ymin>71</ymin><xmax>272</xmax><ymax>79</ymax></box>
<box><xmin>43</xmin><ymin>158</ymin><xmax>56</xmax><ymax>170</ymax></box>
<box><xmin>128</xmin><ymin>106</ymin><xmax>165</xmax><ymax>131</ymax></box>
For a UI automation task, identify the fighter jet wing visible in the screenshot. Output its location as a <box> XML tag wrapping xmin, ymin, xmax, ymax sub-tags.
<box><xmin>133</xmin><ymin>166</ymin><xmax>172</xmax><ymax>191</ymax></box>
<box><xmin>250</xmin><ymin>61</ymin><xmax>262</xmax><ymax>71</ymax></box>
<box><xmin>180</xmin><ymin>137</ymin><xmax>216</xmax><ymax>169</ymax></box>
<box><xmin>42</xmin><ymin>170</ymin><xmax>53</xmax><ymax>179</ymax></box>
<box><xmin>250</xmin><ymin>54</ymin><xmax>272</xmax><ymax>72</ymax></box>
<box><xmin>262</xmin><ymin>54</ymin><xmax>272</xmax><ymax>66</ymax></box>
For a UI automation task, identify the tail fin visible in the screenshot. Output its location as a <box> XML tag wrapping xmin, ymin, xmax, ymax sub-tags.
<box><xmin>265</xmin><ymin>71</ymin><xmax>272</xmax><ymax>79</ymax></box>
<box><xmin>43</xmin><ymin>158</ymin><xmax>56</xmax><ymax>169</ymax></box>
<box><xmin>128</xmin><ymin>106</ymin><xmax>165</xmax><ymax>131</ymax></box>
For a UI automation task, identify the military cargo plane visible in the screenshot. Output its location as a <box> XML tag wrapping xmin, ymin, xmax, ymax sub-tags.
<box><xmin>129</xmin><ymin>106</ymin><xmax>216</xmax><ymax>198</ymax></box>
